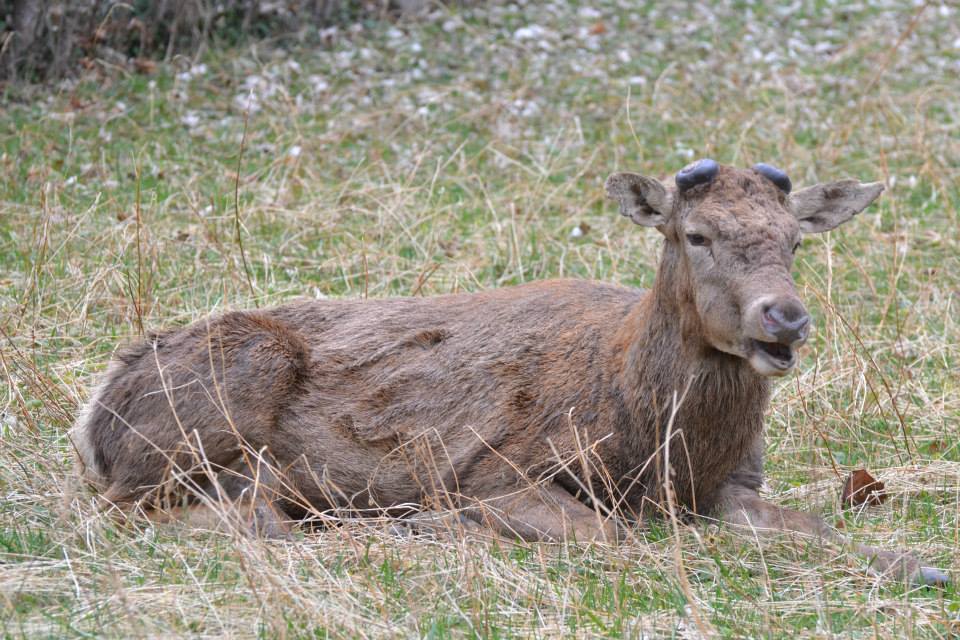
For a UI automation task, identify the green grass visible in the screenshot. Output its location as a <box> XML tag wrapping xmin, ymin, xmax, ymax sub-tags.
<box><xmin>1</xmin><ymin>0</ymin><xmax>959</xmax><ymax>637</ymax></box>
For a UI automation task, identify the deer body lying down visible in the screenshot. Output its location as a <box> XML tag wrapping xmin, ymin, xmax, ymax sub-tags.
<box><xmin>72</xmin><ymin>162</ymin><xmax>948</xmax><ymax>585</ymax></box>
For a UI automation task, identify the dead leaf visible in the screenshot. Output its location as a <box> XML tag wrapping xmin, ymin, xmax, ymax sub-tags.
<box><xmin>589</xmin><ymin>22</ymin><xmax>606</xmax><ymax>35</ymax></box>
<box><xmin>841</xmin><ymin>469</ymin><xmax>887</xmax><ymax>508</ymax></box>
<box><xmin>926</xmin><ymin>440</ymin><xmax>947</xmax><ymax>454</ymax></box>
<box><xmin>133</xmin><ymin>58</ymin><xmax>157</xmax><ymax>75</ymax></box>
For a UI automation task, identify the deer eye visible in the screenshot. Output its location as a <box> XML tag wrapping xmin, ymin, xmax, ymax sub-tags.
<box><xmin>686</xmin><ymin>233</ymin><xmax>709</xmax><ymax>247</ymax></box>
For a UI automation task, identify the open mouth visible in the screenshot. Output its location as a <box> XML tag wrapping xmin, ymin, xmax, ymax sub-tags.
<box><xmin>749</xmin><ymin>339</ymin><xmax>796</xmax><ymax>373</ymax></box>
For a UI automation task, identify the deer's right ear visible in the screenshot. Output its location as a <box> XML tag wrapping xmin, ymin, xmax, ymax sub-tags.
<box><xmin>605</xmin><ymin>173</ymin><xmax>673</xmax><ymax>227</ymax></box>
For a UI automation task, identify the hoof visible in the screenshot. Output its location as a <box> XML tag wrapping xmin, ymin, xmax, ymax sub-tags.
<box><xmin>917</xmin><ymin>566</ymin><xmax>950</xmax><ymax>588</ymax></box>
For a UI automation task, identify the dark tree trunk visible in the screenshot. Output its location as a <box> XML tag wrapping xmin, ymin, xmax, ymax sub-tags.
<box><xmin>6</xmin><ymin>0</ymin><xmax>46</xmax><ymax>79</ymax></box>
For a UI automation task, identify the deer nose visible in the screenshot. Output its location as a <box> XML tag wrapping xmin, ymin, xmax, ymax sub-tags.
<box><xmin>761</xmin><ymin>299</ymin><xmax>810</xmax><ymax>345</ymax></box>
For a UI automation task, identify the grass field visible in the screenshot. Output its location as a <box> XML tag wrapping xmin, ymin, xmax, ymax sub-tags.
<box><xmin>1</xmin><ymin>0</ymin><xmax>959</xmax><ymax>636</ymax></box>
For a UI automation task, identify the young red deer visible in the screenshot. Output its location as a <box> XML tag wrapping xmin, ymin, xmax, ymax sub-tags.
<box><xmin>71</xmin><ymin>160</ymin><xmax>948</xmax><ymax>585</ymax></box>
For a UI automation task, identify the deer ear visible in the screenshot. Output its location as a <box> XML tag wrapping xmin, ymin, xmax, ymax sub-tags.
<box><xmin>605</xmin><ymin>173</ymin><xmax>673</xmax><ymax>227</ymax></box>
<box><xmin>790</xmin><ymin>180</ymin><xmax>884</xmax><ymax>233</ymax></box>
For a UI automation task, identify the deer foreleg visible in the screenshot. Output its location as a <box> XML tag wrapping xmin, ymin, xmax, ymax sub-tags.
<box><xmin>717</xmin><ymin>481</ymin><xmax>948</xmax><ymax>586</ymax></box>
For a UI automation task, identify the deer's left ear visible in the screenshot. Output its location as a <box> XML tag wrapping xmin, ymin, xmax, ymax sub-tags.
<box><xmin>790</xmin><ymin>180</ymin><xmax>884</xmax><ymax>233</ymax></box>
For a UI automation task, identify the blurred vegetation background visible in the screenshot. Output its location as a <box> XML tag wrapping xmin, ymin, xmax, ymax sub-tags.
<box><xmin>0</xmin><ymin>0</ymin><xmax>436</xmax><ymax>82</ymax></box>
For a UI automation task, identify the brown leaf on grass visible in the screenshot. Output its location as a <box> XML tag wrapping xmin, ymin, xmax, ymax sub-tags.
<box><xmin>841</xmin><ymin>469</ymin><xmax>887</xmax><ymax>508</ymax></box>
<box><xmin>926</xmin><ymin>439</ymin><xmax>947</xmax><ymax>454</ymax></box>
<box><xmin>589</xmin><ymin>22</ymin><xmax>606</xmax><ymax>35</ymax></box>
<box><xmin>133</xmin><ymin>58</ymin><xmax>157</xmax><ymax>75</ymax></box>
<box><xmin>69</xmin><ymin>95</ymin><xmax>89</xmax><ymax>111</ymax></box>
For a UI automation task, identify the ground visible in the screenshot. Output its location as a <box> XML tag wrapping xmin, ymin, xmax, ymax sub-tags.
<box><xmin>1</xmin><ymin>0</ymin><xmax>959</xmax><ymax>637</ymax></box>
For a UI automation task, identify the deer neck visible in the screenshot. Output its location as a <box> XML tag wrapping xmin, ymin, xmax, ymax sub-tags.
<box><xmin>609</xmin><ymin>243</ymin><xmax>770</xmax><ymax>505</ymax></box>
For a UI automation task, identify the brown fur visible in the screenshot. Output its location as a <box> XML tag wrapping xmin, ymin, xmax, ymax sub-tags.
<box><xmin>70</xmin><ymin>164</ymin><xmax>947</xmax><ymax>584</ymax></box>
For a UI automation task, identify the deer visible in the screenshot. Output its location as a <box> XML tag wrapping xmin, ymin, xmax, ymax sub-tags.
<box><xmin>70</xmin><ymin>159</ymin><xmax>948</xmax><ymax>585</ymax></box>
